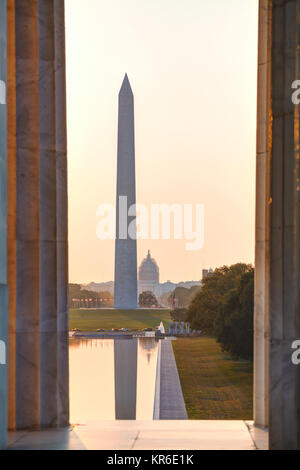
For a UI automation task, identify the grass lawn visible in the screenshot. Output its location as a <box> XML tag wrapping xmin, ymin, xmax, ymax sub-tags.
<box><xmin>172</xmin><ymin>337</ymin><xmax>253</xmax><ymax>420</ymax></box>
<box><xmin>69</xmin><ymin>308</ymin><xmax>171</xmax><ymax>331</ymax></box>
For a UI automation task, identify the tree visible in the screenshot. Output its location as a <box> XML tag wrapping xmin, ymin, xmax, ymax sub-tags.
<box><xmin>215</xmin><ymin>270</ymin><xmax>254</xmax><ymax>360</ymax></box>
<box><xmin>168</xmin><ymin>285</ymin><xmax>200</xmax><ymax>308</ymax></box>
<box><xmin>186</xmin><ymin>263</ymin><xmax>254</xmax><ymax>360</ymax></box>
<box><xmin>170</xmin><ymin>308</ymin><xmax>188</xmax><ymax>322</ymax></box>
<box><xmin>186</xmin><ymin>263</ymin><xmax>253</xmax><ymax>335</ymax></box>
<box><xmin>139</xmin><ymin>291</ymin><xmax>158</xmax><ymax>307</ymax></box>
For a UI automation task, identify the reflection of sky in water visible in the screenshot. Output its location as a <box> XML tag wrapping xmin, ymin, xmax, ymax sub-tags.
<box><xmin>136</xmin><ymin>338</ymin><xmax>158</xmax><ymax>420</ymax></box>
<box><xmin>69</xmin><ymin>338</ymin><xmax>158</xmax><ymax>423</ymax></box>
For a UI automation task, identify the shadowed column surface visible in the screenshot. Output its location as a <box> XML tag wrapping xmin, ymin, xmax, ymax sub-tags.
<box><xmin>0</xmin><ymin>0</ymin><xmax>8</xmax><ymax>450</ymax></box>
<box><xmin>5</xmin><ymin>0</ymin><xmax>69</xmax><ymax>433</ymax></box>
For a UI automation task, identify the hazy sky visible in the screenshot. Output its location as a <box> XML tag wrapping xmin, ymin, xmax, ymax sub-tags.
<box><xmin>65</xmin><ymin>0</ymin><xmax>259</xmax><ymax>284</ymax></box>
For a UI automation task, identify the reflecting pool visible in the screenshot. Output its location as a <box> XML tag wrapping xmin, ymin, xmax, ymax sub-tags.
<box><xmin>69</xmin><ymin>337</ymin><xmax>159</xmax><ymax>423</ymax></box>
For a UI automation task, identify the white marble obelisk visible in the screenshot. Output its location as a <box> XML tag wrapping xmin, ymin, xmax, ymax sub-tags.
<box><xmin>114</xmin><ymin>75</ymin><xmax>138</xmax><ymax>309</ymax></box>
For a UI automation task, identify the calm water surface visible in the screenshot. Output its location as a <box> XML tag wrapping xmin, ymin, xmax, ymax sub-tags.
<box><xmin>69</xmin><ymin>337</ymin><xmax>159</xmax><ymax>422</ymax></box>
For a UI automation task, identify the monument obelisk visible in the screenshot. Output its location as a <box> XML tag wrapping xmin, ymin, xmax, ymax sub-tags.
<box><xmin>114</xmin><ymin>75</ymin><xmax>138</xmax><ymax>309</ymax></box>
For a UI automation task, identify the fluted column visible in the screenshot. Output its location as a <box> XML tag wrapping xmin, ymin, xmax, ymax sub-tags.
<box><xmin>15</xmin><ymin>0</ymin><xmax>40</xmax><ymax>430</ymax></box>
<box><xmin>267</xmin><ymin>0</ymin><xmax>300</xmax><ymax>449</ymax></box>
<box><xmin>254</xmin><ymin>0</ymin><xmax>271</xmax><ymax>429</ymax></box>
<box><xmin>0</xmin><ymin>0</ymin><xmax>8</xmax><ymax>450</ymax></box>
<box><xmin>38</xmin><ymin>0</ymin><xmax>58</xmax><ymax>428</ymax></box>
<box><xmin>54</xmin><ymin>0</ymin><xmax>69</xmax><ymax>427</ymax></box>
<box><xmin>6</xmin><ymin>0</ymin><xmax>69</xmax><ymax>431</ymax></box>
<box><xmin>7</xmin><ymin>0</ymin><xmax>16</xmax><ymax>432</ymax></box>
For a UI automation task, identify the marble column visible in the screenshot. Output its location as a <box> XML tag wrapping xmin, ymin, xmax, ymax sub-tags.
<box><xmin>0</xmin><ymin>0</ymin><xmax>8</xmax><ymax>450</ymax></box>
<box><xmin>6</xmin><ymin>0</ymin><xmax>69</xmax><ymax>431</ymax></box>
<box><xmin>38</xmin><ymin>0</ymin><xmax>58</xmax><ymax>428</ymax></box>
<box><xmin>54</xmin><ymin>0</ymin><xmax>69</xmax><ymax>427</ymax></box>
<box><xmin>14</xmin><ymin>0</ymin><xmax>40</xmax><ymax>430</ymax></box>
<box><xmin>7</xmin><ymin>0</ymin><xmax>16</xmax><ymax>432</ymax></box>
<box><xmin>262</xmin><ymin>0</ymin><xmax>300</xmax><ymax>450</ymax></box>
<box><xmin>254</xmin><ymin>0</ymin><xmax>271</xmax><ymax>429</ymax></box>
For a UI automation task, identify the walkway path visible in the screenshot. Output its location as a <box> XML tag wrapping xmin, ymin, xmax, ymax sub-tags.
<box><xmin>159</xmin><ymin>340</ymin><xmax>188</xmax><ymax>420</ymax></box>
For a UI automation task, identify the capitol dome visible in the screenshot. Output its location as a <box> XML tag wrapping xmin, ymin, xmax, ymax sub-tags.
<box><xmin>139</xmin><ymin>250</ymin><xmax>159</xmax><ymax>283</ymax></box>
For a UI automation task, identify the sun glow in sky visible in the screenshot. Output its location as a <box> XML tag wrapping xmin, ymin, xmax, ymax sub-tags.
<box><xmin>65</xmin><ymin>0</ymin><xmax>259</xmax><ymax>284</ymax></box>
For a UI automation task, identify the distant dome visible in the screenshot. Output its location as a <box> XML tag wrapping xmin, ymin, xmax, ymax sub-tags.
<box><xmin>139</xmin><ymin>250</ymin><xmax>159</xmax><ymax>282</ymax></box>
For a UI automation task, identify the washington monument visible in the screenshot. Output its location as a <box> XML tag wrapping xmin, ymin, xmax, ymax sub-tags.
<box><xmin>114</xmin><ymin>75</ymin><xmax>138</xmax><ymax>309</ymax></box>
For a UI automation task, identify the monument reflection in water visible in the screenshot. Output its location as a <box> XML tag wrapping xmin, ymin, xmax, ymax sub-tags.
<box><xmin>69</xmin><ymin>338</ymin><xmax>159</xmax><ymax>422</ymax></box>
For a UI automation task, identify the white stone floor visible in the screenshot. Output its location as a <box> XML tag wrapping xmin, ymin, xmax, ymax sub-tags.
<box><xmin>7</xmin><ymin>421</ymin><xmax>268</xmax><ymax>450</ymax></box>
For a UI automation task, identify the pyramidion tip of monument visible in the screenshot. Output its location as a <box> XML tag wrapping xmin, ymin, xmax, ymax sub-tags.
<box><xmin>119</xmin><ymin>73</ymin><xmax>133</xmax><ymax>96</ymax></box>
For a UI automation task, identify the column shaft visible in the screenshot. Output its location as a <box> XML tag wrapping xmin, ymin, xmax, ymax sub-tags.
<box><xmin>254</xmin><ymin>0</ymin><xmax>272</xmax><ymax>428</ymax></box>
<box><xmin>0</xmin><ymin>0</ymin><xmax>8</xmax><ymax>450</ymax></box>
<box><xmin>38</xmin><ymin>0</ymin><xmax>58</xmax><ymax>428</ymax></box>
<box><xmin>15</xmin><ymin>0</ymin><xmax>40</xmax><ymax>429</ymax></box>
<box><xmin>3</xmin><ymin>0</ymin><xmax>68</xmax><ymax>435</ymax></box>
<box><xmin>7</xmin><ymin>0</ymin><xmax>16</xmax><ymax>431</ymax></box>
<box><xmin>269</xmin><ymin>0</ymin><xmax>300</xmax><ymax>449</ymax></box>
<box><xmin>54</xmin><ymin>0</ymin><xmax>69</xmax><ymax>427</ymax></box>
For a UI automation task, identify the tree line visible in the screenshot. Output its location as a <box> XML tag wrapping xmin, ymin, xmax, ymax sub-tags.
<box><xmin>68</xmin><ymin>284</ymin><xmax>113</xmax><ymax>308</ymax></box>
<box><xmin>170</xmin><ymin>263</ymin><xmax>254</xmax><ymax>361</ymax></box>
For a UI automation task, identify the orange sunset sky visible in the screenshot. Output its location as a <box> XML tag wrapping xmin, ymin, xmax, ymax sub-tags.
<box><xmin>65</xmin><ymin>0</ymin><xmax>259</xmax><ymax>284</ymax></box>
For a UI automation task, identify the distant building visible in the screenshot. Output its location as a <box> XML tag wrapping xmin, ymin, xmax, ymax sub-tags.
<box><xmin>202</xmin><ymin>268</ymin><xmax>214</xmax><ymax>280</ymax></box>
<box><xmin>138</xmin><ymin>251</ymin><xmax>160</xmax><ymax>299</ymax></box>
<box><xmin>83</xmin><ymin>278</ymin><xmax>201</xmax><ymax>299</ymax></box>
<box><xmin>84</xmin><ymin>281</ymin><xmax>114</xmax><ymax>294</ymax></box>
<box><xmin>159</xmin><ymin>280</ymin><xmax>201</xmax><ymax>296</ymax></box>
